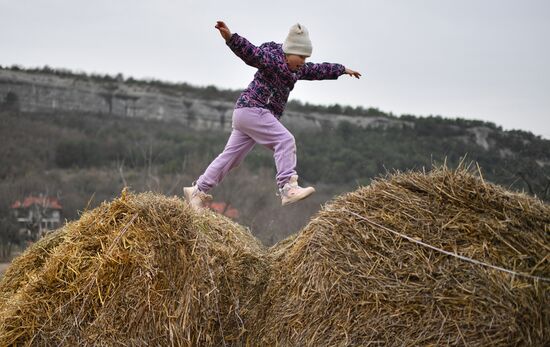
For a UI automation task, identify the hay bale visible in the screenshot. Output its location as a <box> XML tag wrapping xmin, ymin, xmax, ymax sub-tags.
<box><xmin>0</xmin><ymin>228</ymin><xmax>66</xmax><ymax>305</ymax></box>
<box><xmin>256</xmin><ymin>166</ymin><xmax>549</xmax><ymax>346</ymax></box>
<box><xmin>1</xmin><ymin>166</ymin><xmax>548</xmax><ymax>346</ymax></box>
<box><xmin>0</xmin><ymin>190</ymin><xmax>267</xmax><ymax>346</ymax></box>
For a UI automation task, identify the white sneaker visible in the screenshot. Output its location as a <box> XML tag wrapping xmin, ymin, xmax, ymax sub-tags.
<box><xmin>280</xmin><ymin>175</ymin><xmax>315</xmax><ymax>206</ymax></box>
<box><xmin>183</xmin><ymin>184</ymin><xmax>212</xmax><ymax>211</ymax></box>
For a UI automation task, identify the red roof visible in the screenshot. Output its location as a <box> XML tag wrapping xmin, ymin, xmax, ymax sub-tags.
<box><xmin>11</xmin><ymin>196</ymin><xmax>62</xmax><ymax>210</ymax></box>
<box><xmin>208</xmin><ymin>202</ymin><xmax>239</xmax><ymax>219</ymax></box>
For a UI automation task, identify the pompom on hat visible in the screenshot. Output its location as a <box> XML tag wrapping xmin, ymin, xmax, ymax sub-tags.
<box><xmin>283</xmin><ymin>23</ymin><xmax>313</xmax><ymax>57</ymax></box>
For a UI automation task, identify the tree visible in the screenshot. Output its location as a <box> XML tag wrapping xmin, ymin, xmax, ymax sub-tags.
<box><xmin>0</xmin><ymin>210</ymin><xmax>22</xmax><ymax>261</ymax></box>
<box><xmin>1</xmin><ymin>91</ymin><xmax>20</xmax><ymax>112</ymax></box>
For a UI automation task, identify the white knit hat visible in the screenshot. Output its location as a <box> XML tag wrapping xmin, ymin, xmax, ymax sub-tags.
<box><xmin>282</xmin><ymin>23</ymin><xmax>313</xmax><ymax>57</ymax></box>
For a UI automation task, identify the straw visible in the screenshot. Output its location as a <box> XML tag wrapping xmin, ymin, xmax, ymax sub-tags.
<box><xmin>0</xmin><ymin>189</ymin><xmax>267</xmax><ymax>346</ymax></box>
<box><xmin>0</xmin><ymin>165</ymin><xmax>548</xmax><ymax>346</ymax></box>
<box><xmin>256</xmin><ymin>165</ymin><xmax>549</xmax><ymax>346</ymax></box>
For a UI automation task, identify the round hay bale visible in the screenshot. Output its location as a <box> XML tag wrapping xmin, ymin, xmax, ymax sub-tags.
<box><xmin>0</xmin><ymin>190</ymin><xmax>267</xmax><ymax>346</ymax></box>
<box><xmin>1</xmin><ymin>166</ymin><xmax>548</xmax><ymax>346</ymax></box>
<box><xmin>256</xmin><ymin>166</ymin><xmax>550</xmax><ymax>346</ymax></box>
<box><xmin>0</xmin><ymin>228</ymin><xmax>66</xmax><ymax>305</ymax></box>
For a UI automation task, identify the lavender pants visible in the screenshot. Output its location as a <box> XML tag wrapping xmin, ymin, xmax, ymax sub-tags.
<box><xmin>196</xmin><ymin>107</ymin><xmax>297</xmax><ymax>192</ymax></box>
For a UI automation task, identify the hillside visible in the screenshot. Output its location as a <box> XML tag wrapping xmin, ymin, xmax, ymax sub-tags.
<box><xmin>0</xmin><ymin>66</ymin><xmax>549</xmax><ymax>251</ymax></box>
<box><xmin>0</xmin><ymin>66</ymin><xmax>406</xmax><ymax>133</ymax></box>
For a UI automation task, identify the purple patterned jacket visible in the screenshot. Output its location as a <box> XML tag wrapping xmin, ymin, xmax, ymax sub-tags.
<box><xmin>226</xmin><ymin>33</ymin><xmax>346</xmax><ymax>118</ymax></box>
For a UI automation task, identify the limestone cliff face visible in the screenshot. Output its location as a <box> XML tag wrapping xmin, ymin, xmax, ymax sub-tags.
<box><xmin>0</xmin><ymin>69</ymin><xmax>235</xmax><ymax>132</ymax></box>
<box><xmin>0</xmin><ymin>69</ymin><xmax>411</xmax><ymax>133</ymax></box>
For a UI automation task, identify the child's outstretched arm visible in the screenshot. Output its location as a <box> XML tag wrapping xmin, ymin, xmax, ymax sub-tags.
<box><xmin>344</xmin><ymin>68</ymin><xmax>362</xmax><ymax>79</ymax></box>
<box><xmin>215</xmin><ymin>21</ymin><xmax>232</xmax><ymax>41</ymax></box>
<box><xmin>298</xmin><ymin>63</ymin><xmax>362</xmax><ymax>81</ymax></box>
<box><xmin>215</xmin><ymin>20</ymin><xmax>275</xmax><ymax>69</ymax></box>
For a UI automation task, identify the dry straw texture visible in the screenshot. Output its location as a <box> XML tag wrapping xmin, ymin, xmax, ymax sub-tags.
<box><xmin>257</xmin><ymin>165</ymin><xmax>549</xmax><ymax>346</ymax></box>
<box><xmin>0</xmin><ymin>190</ymin><xmax>267</xmax><ymax>346</ymax></box>
<box><xmin>0</xmin><ymin>165</ymin><xmax>548</xmax><ymax>346</ymax></box>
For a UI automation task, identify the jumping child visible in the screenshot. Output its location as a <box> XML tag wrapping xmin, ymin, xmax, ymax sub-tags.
<box><xmin>184</xmin><ymin>21</ymin><xmax>361</xmax><ymax>210</ymax></box>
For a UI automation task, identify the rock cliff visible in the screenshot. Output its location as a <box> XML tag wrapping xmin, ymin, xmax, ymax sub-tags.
<box><xmin>0</xmin><ymin>69</ymin><xmax>411</xmax><ymax>133</ymax></box>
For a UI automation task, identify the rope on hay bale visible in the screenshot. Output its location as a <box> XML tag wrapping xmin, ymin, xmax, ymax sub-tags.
<box><xmin>345</xmin><ymin>210</ymin><xmax>550</xmax><ymax>283</ymax></box>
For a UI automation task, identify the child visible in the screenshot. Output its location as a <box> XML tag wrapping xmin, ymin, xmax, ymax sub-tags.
<box><xmin>184</xmin><ymin>21</ymin><xmax>361</xmax><ymax>210</ymax></box>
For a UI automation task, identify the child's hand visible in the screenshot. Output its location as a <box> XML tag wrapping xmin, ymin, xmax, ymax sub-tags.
<box><xmin>345</xmin><ymin>68</ymin><xmax>362</xmax><ymax>79</ymax></box>
<box><xmin>215</xmin><ymin>21</ymin><xmax>232</xmax><ymax>42</ymax></box>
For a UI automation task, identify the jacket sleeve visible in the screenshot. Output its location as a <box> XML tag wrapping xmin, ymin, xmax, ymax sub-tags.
<box><xmin>298</xmin><ymin>62</ymin><xmax>346</xmax><ymax>80</ymax></box>
<box><xmin>226</xmin><ymin>33</ymin><xmax>275</xmax><ymax>69</ymax></box>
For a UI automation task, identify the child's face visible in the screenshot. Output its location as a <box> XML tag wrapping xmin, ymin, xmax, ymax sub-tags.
<box><xmin>285</xmin><ymin>54</ymin><xmax>307</xmax><ymax>72</ymax></box>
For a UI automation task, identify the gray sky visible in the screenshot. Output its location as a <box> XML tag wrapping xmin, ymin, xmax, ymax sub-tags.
<box><xmin>1</xmin><ymin>0</ymin><xmax>549</xmax><ymax>138</ymax></box>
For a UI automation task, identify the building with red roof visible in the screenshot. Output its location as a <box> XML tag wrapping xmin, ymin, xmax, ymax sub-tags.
<box><xmin>10</xmin><ymin>195</ymin><xmax>63</xmax><ymax>239</ymax></box>
<box><xmin>207</xmin><ymin>201</ymin><xmax>239</xmax><ymax>219</ymax></box>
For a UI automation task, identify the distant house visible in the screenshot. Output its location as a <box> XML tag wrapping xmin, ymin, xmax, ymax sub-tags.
<box><xmin>208</xmin><ymin>202</ymin><xmax>239</xmax><ymax>219</ymax></box>
<box><xmin>10</xmin><ymin>195</ymin><xmax>63</xmax><ymax>239</ymax></box>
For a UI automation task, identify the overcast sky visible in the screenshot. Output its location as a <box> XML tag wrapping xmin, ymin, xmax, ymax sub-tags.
<box><xmin>1</xmin><ymin>0</ymin><xmax>549</xmax><ymax>138</ymax></box>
